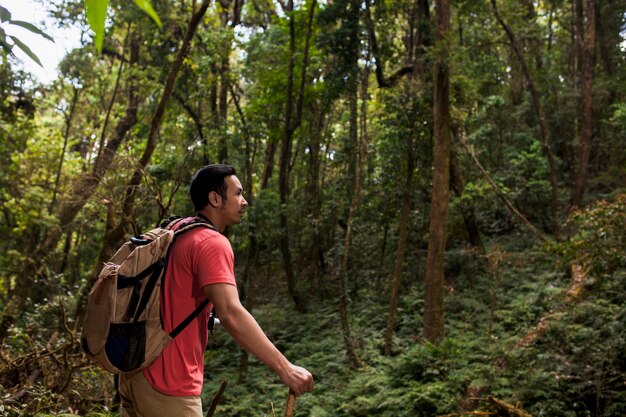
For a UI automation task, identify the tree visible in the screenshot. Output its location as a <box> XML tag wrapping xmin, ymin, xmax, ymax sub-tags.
<box><xmin>570</xmin><ymin>0</ymin><xmax>595</xmax><ymax>209</ymax></box>
<box><xmin>383</xmin><ymin>0</ymin><xmax>431</xmax><ymax>355</ymax></box>
<box><xmin>277</xmin><ymin>0</ymin><xmax>316</xmax><ymax>312</ymax></box>
<box><xmin>423</xmin><ymin>0</ymin><xmax>450</xmax><ymax>343</ymax></box>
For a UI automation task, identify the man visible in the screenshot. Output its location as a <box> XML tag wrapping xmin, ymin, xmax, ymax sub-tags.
<box><xmin>119</xmin><ymin>164</ymin><xmax>313</xmax><ymax>416</ymax></box>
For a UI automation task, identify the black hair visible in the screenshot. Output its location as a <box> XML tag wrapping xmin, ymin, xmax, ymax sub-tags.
<box><xmin>190</xmin><ymin>164</ymin><xmax>236</xmax><ymax>211</ymax></box>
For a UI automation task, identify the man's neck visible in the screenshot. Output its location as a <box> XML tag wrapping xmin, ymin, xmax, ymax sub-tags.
<box><xmin>197</xmin><ymin>209</ymin><xmax>225</xmax><ymax>233</ymax></box>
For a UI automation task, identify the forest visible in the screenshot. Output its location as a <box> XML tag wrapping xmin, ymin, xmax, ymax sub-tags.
<box><xmin>0</xmin><ymin>0</ymin><xmax>625</xmax><ymax>416</ymax></box>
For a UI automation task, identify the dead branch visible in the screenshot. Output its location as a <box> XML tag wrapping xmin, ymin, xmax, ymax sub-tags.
<box><xmin>455</xmin><ymin>125</ymin><xmax>548</xmax><ymax>243</ymax></box>
<box><xmin>487</xmin><ymin>396</ymin><xmax>533</xmax><ymax>417</ymax></box>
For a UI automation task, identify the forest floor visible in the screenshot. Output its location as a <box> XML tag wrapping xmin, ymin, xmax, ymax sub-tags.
<box><xmin>198</xmin><ymin>232</ymin><xmax>626</xmax><ymax>417</ymax></box>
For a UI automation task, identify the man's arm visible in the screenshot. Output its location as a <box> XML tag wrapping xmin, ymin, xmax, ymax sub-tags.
<box><xmin>203</xmin><ymin>283</ymin><xmax>313</xmax><ymax>396</ymax></box>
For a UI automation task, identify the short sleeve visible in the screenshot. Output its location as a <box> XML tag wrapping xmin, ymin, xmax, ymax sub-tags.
<box><xmin>192</xmin><ymin>232</ymin><xmax>237</xmax><ymax>288</ymax></box>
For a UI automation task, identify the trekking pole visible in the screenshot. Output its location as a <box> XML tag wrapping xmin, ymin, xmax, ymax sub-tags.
<box><xmin>284</xmin><ymin>389</ymin><xmax>296</xmax><ymax>417</ymax></box>
<box><xmin>205</xmin><ymin>380</ymin><xmax>228</xmax><ymax>417</ymax></box>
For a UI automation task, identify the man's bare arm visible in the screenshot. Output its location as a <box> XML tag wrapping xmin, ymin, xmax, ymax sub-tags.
<box><xmin>203</xmin><ymin>283</ymin><xmax>313</xmax><ymax>396</ymax></box>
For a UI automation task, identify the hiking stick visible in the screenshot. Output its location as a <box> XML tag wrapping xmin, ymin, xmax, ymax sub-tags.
<box><xmin>206</xmin><ymin>380</ymin><xmax>228</xmax><ymax>417</ymax></box>
<box><xmin>284</xmin><ymin>389</ymin><xmax>296</xmax><ymax>417</ymax></box>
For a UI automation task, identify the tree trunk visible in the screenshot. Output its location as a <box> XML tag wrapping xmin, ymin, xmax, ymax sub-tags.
<box><xmin>217</xmin><ymin>0</ymin><xmax>231</xmax><ymax>163</ymax></box>
<box><xmin>490</xmin><ymin>0</ymin><xmax>560</xmax><ymax>238</ymax></box>
<box><xmin>230</xmin><ymin>81</ymin><xmax>257</xmax><ymax>383</ymax></box>
<box><xmin>384</xmin><ymin>0</ymin><xmax>431</xmax><ymax>354</ymax></box>
<box><xmin>337</xmin><ymin>58</ymin><xmax>367</xmax><ymax>367</ymax></box>
<box><xmin>278</xmin><ymin>0</ymin><xmax>300</xmax><ymax>311</ymax></box>
<box><xmin>97</xmin><ymin>24</ymin><xmax>131</xmax><ymax>162</ymax></box>
<box><xmin>384</xmin><ymin>124</ymin><xmax>415</xmax><ymax>355</ymax></box>
<box><xmin>423</xmin><ymin>0</ymin><xmax>450</xmax><ymax>344</ymax></box>
<box><xmin>302</xmin><ymin>101</ymin><xmax>326</xmax><ymax>286</ymax></box>
<box><xmin>278</xmin><ymin>0</ymin><xmax>316</xmax><ymax>312</ymax></box>
<box><xmin>49</xmin><ymin>86</ymin><xmax>79</xmax><ymax>213</ymax></box>
<box><xmin>450</xmin><ymin>151</ymin><xmax>483</xmax><ymax>250</ymax></box>
<box><xmin>570</xmin><ymin>0</ymin><xmax>595</xmax><ymax>209</ymax></box>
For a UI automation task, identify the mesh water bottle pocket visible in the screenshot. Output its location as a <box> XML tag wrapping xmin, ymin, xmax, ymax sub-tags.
<box><xmin>105</xmin><ymin>322</ymin><xmax>146</xmax><ymax>372</ymax></box>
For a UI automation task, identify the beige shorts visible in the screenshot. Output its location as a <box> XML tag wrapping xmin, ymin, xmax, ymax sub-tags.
<box><xmin>118</xmin><ymin>371</ymin><xmax>202</xmax><ymax>417</ymax></box>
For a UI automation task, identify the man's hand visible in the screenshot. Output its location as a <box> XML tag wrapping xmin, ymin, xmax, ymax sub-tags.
<box><xmin>279</xmin><ymin>363</ymin><xmax>313</xmax><ymax>396</ymax></box>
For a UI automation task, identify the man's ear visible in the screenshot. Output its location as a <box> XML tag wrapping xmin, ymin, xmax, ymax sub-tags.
<box><xmin>208</xmin><ymin>191</ymin><xmax>220</xmax><ymax>207</ymax></box>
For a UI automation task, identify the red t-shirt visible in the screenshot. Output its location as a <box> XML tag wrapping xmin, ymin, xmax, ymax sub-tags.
<box><xmin>143</xmin><ymin>219</ymin><xmax>236</xmax><ymax>396</ymax></box>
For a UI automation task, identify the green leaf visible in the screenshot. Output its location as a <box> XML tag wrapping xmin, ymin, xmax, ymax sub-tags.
<box><xmin>133</xmin><ymin>0</ymin><xmax>162</xmax><ymax>28</ymax></box>
<box><xmin>85</xmin><ymin>0</ymin><xmax>109</xmax><ymax>53</ymax></box>
<box><xmin>8</xmin><ymin>35</ymin><xmax>42</xmax><ymax>67</ymax></box>
<box><xmin>0</xmin><ymin>5</ymin><xmax>10</xmax><ymax>23</ymax></box>
<box><xmin>8</xmin><ymin>20</ymin><xmax>54</xmax><ymax>42</ymax></box>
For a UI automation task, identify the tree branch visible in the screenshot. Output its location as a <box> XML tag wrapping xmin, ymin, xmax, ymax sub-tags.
<box><xmin>455</xmin><ymin>125</ymin><xmax>548</xmax><ymax>242</ymax></box>
<box><xmin>364</xmin><ymin>0</ymin><xmax>414</xmax><ymax>88</ymax></box>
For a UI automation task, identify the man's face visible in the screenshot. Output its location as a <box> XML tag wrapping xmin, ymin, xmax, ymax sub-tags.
<box><xmin>220</xmin><ymin>175</ymin><xmax>248</xmax><ymax>226</ymax></box>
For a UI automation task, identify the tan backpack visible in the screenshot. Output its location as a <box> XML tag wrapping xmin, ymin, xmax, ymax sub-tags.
<box><xmin>81</xmin><ymin>216</ymin><xmax>216</xmax><ymax>374</ymax></box>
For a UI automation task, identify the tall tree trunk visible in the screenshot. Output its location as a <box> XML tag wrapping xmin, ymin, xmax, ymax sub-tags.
<box><xmin>301</xmin><ymin>100</ymin><xmax>326</xmax><ymax>286</ymax></box>
<box><xmin>384</xmin><ymin>122</ymin><xmax>415</xmax><ymax>355</ymax></box>
<box><xmin>50</xmin><ymin>86</ymin><xmax>79</xmax><ymax>212</ymax></box>
<box><xmin>278</xmin><ymin>0</ymin><xmax>300</xmax><ymax>311</ymax></box>
<box><xmin>490</xmin><ymin>0</ymin><xmax>560</xmax><ymax>238</ymax></box>
<box><xmin>229</xmin><ymin>79</ymin><xmax>257</xmax><ymax>383</ymax></box>
<box><xmin>450</xmin><ymin>151</ymin><xmax>483</xmax><ymax>250</ymax></box>
<box><xmin>278</xmin><ymin>0</ymin><xmax>316</xmax><ymax>312</ymax></box>
<box><xmin>570</xmin><ymin>0</ymin><xmax>595</xmax><ymax>209</ymax></box>
<box><xmin>237</xmin><ymin>120</ymin><xmax>274</xmax><ymax>381</ymax></box>
<box><xmin>423</xmin><ymin>0</ymin><xmax>450</xmax><ymax>344</ymax></box>
<box><xmin>217</xmin><ymin>0</ymin><xmax>231</xmax><ymax>163</ymax></box>
<box><xmin>0</xmin><ymin>32</ymin><xmax>141</xmax><ymax>341</ymax></box>
<box><xmin>97</xmin><ymin>24</ymin><xmax>131</xmax><ymax>162</ymax></box>
<box><xmin>337</xmin><ymin>61</ymin><xmax>367</xmax><ymax>367</ymax></box>
<box><xmin>74</xmin><ymin>2</ymin><xmax>211</xmax><ymax>323</ymax></box>
<box><xmin>384</xmin><ymin>0</ymin><xmax>430</xmax><ymax>354</ymax></box>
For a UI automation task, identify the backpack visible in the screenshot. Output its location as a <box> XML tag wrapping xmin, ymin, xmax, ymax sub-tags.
<box><xmin>80</xmin><ymin>216</ymin><xmax>216</xmax><ymax>374</ymax></box>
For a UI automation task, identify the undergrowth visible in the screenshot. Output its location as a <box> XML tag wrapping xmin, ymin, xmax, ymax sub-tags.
<box><xmin>198</xmin><ymin>232</ymin><xmax>626</xmax><ymax>417</ymax></box>
<box><xmin>2</xmin><ymin>227</ymin><xmax>625</xmax><ymax>416</ymax></box>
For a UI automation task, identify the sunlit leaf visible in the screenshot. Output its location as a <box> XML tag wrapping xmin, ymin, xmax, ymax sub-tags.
<box><xmin>133</xmin><ymin>0</ymin><xmax>162</xmax><ymax>28</ymax></box>
<box><xmin>9</xmin><ymin>35</ymin><xmax>42</xmax><ymax>67</ymax></box>
<box><xmin>85</xmin><ymin>0</ymin><xmax>109</xmax><ymax>53</ymax></box>
<box><xmin>9</xmin><ymin>20</ymin><xmax>54</xmax><ymax>42</ymax></box>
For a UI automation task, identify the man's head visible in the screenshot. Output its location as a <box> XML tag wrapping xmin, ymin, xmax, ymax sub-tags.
<box><xmin>190</xmin><ymin>164</ymin><xmax>247</xmax><ymax>230</ymax></box>
<box><xmin>190</xmin><ymin>164</ymin><xmax>236</xmax><ymax>211</ymax></box>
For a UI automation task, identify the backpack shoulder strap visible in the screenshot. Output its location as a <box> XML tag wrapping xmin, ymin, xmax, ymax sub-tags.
<box><xmin>171</xmin><ymin>215</ymin><xmax>218</xmax><ymax>238</ymax></box>
<box><xmin>170</xmin><ymin>299</ymin><xmax>209</xmax><ymax>338</ymax></box>
<box><xmin>161</xmin><ymin>215</ymin><xmax>184</xmax><ymax>229</ymax></box>
<box><xmin>163</xmin><ymin>214</ymin><xmax>218</xmax><ymax>338</ymax></box>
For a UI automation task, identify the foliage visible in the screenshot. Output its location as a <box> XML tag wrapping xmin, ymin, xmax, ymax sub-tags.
<box><xmin>553</xmin><ymin>193</ymin><xmax>626</xmax><ymax>276</ymax></box>
<box><xmin>0</xmin><ymin>4</ymin><xmax>53</xmax><ymax>66</ymax></box>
